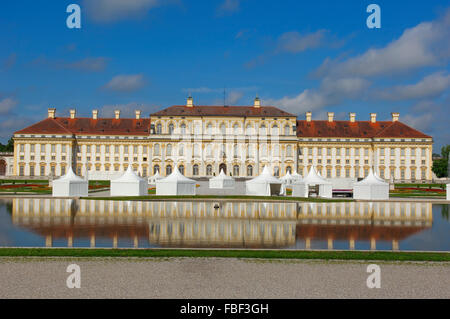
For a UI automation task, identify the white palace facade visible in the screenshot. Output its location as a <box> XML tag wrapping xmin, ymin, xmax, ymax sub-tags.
<box><xmin>13</xmin><ymin>97</ymin><xmax>433</xmax><ymax>182</ymax></box>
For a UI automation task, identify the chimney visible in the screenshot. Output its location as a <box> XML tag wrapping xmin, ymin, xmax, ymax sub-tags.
<box><xmin>186</xmin><ymin>96</ymin><xmax>193</xmax><ymax>107</ymax></box>
<box><xmin>306</xmin><ymin>111</ymin><xmax>312</xmax><ymax>122</ymax></box>
<box><xmin>370</xmin><ymin>113</ymin><xmax>377</xmax><ymax>123</ymax></box>
<box><xmin>48</xmin><ymin>108</ymin><xmax>56</xmax><ymax>119</ymax></box>
<box><xmin>135</xmin><ymin>110</ymin><xmax>141</xmax><ymax>120</ymax></box>
<box><xmin>92</xmin><ymin>110</ymin><xmax>98</xmax><ymax>120</ymax></box>
<box><xmin>114</xmin><ymin>110</ymin><xmax>120</xmax><ymax>120</ymax></box>
<box><xmin>254</xmin><ymin>96</ymin><xmax>261</xmax><ymax>108</ymax></box>
<box><xmin>70</xmin><ymin>109</ymin><xmax>76</xmax><ymax>119</ymax></box>
<box><xmin>349</xmin><ymin>112</ymin><xmax>356</xmax><ymax>123</ymax></box>
<box><xmin>391</xmin><ymin>112</ymin><xmax>400</xmax><ymax>122</ymax></box>
<box><xmin>327</xmin><ymin>112</ymin><xmax>334</xmax><ymax>122</ymax></box>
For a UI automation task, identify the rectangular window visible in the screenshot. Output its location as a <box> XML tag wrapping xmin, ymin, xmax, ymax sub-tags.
<box><xmin>30</xmin><ymin>144</ymin><xmax>35</xmax><ymax>153</ymax></box>
<box><xmin>124</xmin><ymin>146</ymin><xmax>129</xmax><ymax>153</ymax></box>
<box><xmin>115</xmin><ymin>146</ymin><xmax>119</xmax><ymax>154</ymax></box>
<box><xmin>87</xmin><ymin>145</ymin><xmax>91</xmax><ymax>153</ymax></box>
<box><xmin>134</xmin><ymin>146</ymin><xmax>138</xmax><ymax>153</ymax></box>
<box><xmin>19</xmin><ymin>166</ymin><xmax>24</xmax><ymax>176</ymax></box>
<box><xmin>40</xmin><ymin>166</ymin><xmax>45</xmax><ymax>176</ymax></box>
<box><xmin>421</xmin><ymin>148</ymin><xmax>426</xmax><ymax>157</ymax></box>
<box><xmin>105</xmin><ymin>145</ymin><xmax>110</xmax><ymax>153</ymax></box>
<box><xmin>390</xmin><ymin>148</ymin><xmax>395</xmax><ymax>156</ymax></box>
<box><xmin>96</xmin><ymin>145</ymin><xmax>100</xmax><ymax>153</ymax></box>
<box><xmin>62</xmin><ymin>145</ymin><xmax>66</xmax><ymax>153</ymax></box>
<box><xmin>41</xmin><ymin>144</ymin><xmax>45</xmax><ymax>153</ymax></box>
<box><xmin>30</xmin><ymin>166</ymin><xmax>35</xmax><ymax>176</ymax></box>
<box><xmin>51</xmin><ymin>144</ymin><xmax>55</xmax><ymax>153</ymax></box>
<box><xmin>20</xmin><ymin>144</ymin><xmax>24</xmax><ymax>152</ymax></box>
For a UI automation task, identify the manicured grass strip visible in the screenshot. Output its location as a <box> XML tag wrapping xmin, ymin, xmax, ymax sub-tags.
<box><xmin>0</xmin><ymin>248</ymin><xmax>448</xmax><ymax>261</ymax></box>
<box><xmin>81</xmin><ymin>195</ymin><xmax>351</xmax><ymax>203</ymax></box>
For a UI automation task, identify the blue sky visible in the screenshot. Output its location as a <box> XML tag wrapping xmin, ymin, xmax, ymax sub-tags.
<box><xmin>0</xmin><ymin>0</ymin><xmax>449</xmax><ymax>149</ymax></box>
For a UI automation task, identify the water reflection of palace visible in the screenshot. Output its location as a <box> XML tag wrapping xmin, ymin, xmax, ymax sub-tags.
<box><xmin>12</xmin><ymin>199</ymin><xmax>432</xmax><ymax>250</ymax></box>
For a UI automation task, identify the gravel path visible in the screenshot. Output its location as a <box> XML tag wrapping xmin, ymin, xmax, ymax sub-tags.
<box><xmin>0</xmin><ymin>257</ymin><xmax>449</xmax><ymax>299</ymax></box>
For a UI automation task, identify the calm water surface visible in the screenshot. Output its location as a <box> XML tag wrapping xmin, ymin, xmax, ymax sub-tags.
<box><xmin>0</xmin><ymin>198</ymin><xmax>449</xmax><ymax>251</ymax></box>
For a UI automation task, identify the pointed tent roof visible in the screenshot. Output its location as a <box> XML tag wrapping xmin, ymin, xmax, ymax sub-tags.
<box><xmin>151</xmin><ymin>170</ymin><xmax>163</xmax><ymax>180</ymax></box>
<box><xmin>114</xmin><ymin>165</ymin><xmax>146</xmax><ymax>182</ymax></box>
<box><xmin>303</xmin><ymin>166</ymin><xmax>331</xmax><ymax>184</ymax></box>
<box><xmin>247</xmin><ymin>165</ymin><xmax>281</xmax><ymax>184</ymax></box>
<box><xmin>355</xmin><ymin>168</ymin><xmax>388</xmax><ymax>185</ymax></box>
<box><xmin>210</xmin><ymin>169</ymin><xmax>235</xmax><ymax>181</ymax></box>
<box><xmin>54</xmin><ymin>166</ymin><xmax>85</xmax><ymax>182</ymax></box>
<box><xmin>291</xmin><ymin>170</ymin><xmax>303</xmax><ymax>180</ymax></box>
<box><xmin>280</xmin><ymin>171</ymin><xmax>293</xmax><ymax>181</ymax></box>
<box><xmin>160</xmin><ymin>165</ymin><xmax>196</xmax><ymax>183</ymax></box>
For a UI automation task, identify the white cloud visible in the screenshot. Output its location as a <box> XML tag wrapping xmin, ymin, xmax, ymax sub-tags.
<box><xmin>376</xmin><ymin>72</ymin><xmax>450</xmax><ymax>101</ymax></box>
<box><xmin>0</xmin><ymin>97</ymin><xmax>18</xmax><ymax>114</ymax></box>
<box><xmin>402</xmin><ymin>113</ymin><xmax>434</xmax><ymax>132</ymax></box>
<box><xmin>276</xmin><ymin>30</ymin><xmax>327</xmax><ymax>54</ymax></box>
<box><xmin>217</xmin><ymin>0</ymin><xmax>240</xmax><ymax>16</ymax></box>
<box><xmin>315</xmin><ymin>11</ymin><xmax>450</xmax><ymax>78</ymax></box>
<box><xmin>103</xmin><ymin>74</ymin><xmax>146</xmax><ymax>92</ymax></box>
<box><xmin>83</xmin><ymin>0</ymin><xmax>161</xmax><ymax>23</ymax></box>
<box><xmin>265</xmin><ymin>77</ymin><xmax>370</xmax><ymax>114</ymax></box>
<box><xmin>227</xmin><ymin>91</ymin><xmax>244</xmax><ymax>104</ymax></box>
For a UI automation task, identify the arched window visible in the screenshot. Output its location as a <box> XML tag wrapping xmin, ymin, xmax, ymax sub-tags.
<box><xmin>193</xmin><ymin>144</ymin><xmax>200</xmax><ymax>157</ymax></box>
<box><xmin>156</xmin><ymin>123</ymin><xmax>162</xmax><ymax>134</ymax></box>
<box><xmin>220</xmin><ymin>144</ymin><xmax>226</xmax><ymax>157</ymax></box>
<box><xmin>168</xmin><ymin>123</ymin><xmax>174</xmax><ymax>134</ymax></box>
<box><xmin>274</xmin><ymin>166</ymin><xmax>280</xmax><ymax>177</ymax></box>
<box><xmin>286</xmin><ymin>166</ymin><xmax>292</xmax><ymax>174</ymax></box>
<box><xmin>166</xmin><ymin>144</ymin><xmax>172</xmax><ymax>156</ymax></box>
<box><xmin>261</xmin><ymin>144</ymin><xmax>267</xmax><ymax>157</ymax></box>
<box><xmin>179</xmin><ymin>144</ymin><xmax>184</xmax><ymax>156</ymax></box>
<box><xmin>180</xmin><ymin>123</ymin><xmax>186</xmax><ymax>135</ymax></box>
<box><xmin>233</xmin><ymin>123</ymin><xmax>239</xmax><ymax>135</ymax></box>
<box><xmin>247</xmin><ymin>165</ymin><xmax>253</xmax><ymax>176</ymax></box>
<box><xmin>154</xmin><ymin>144</ymin><xmax>160</xmax><ymax>156</ymax></box>
<box><xmin>273</xmin><ymin>144</ymin><xmax>279</xmax><ymax>156</ymax></box>
<box><xmin>260</xmin><ymin>124</ymin><xmax>266</xmax><ymax>135</ymax></box>
<box><xmin>286</xmin><ymin>145</ymin><xmax>292</xmax><ymax>157</ymax></box>
<box><xmin>220</xmin><ymin>123</ymin><xmax>226</xmax><ymax>135</ymax></box>
<box><xmin>233</xmin><ymin>165</ymin><xmax>239</xmax><ymax>176</ymax></box>
<box><xmin>284</xmin><ymin>125</ymin><xmax>290</xmax><ymax>136</ymax></box>
<box><xmin>206</xmin><ymin>164</ymin><xmax>212</xmax><ymax>176</ymax></box>
<box><xmin>272</xmin><ymin>125</ymin><xmax>278</xmax><ymax>136</ymax></box>
<box><xmin>153</xmin><ymin>165</ymin><xmax>160</xmax><ymax>174</ymax></box>
<box><xmin>179</xmin><ymin>165</ymin><xmax>185</xmax><ymax>175</ymax></box>
<box><xmin>207</xmin><ymin>123</ymin><xmax>212</xmax><ymax>135</ymax></box>
<box><xmin>165</xmin><ymin>165</ymin><xmax>172</xmax><ymax>175</ymax></box>
<box><xmin>246</xmin><ymin>124</ymin><xmax>252</xmax><ymax>135</ymax></box>
<box><xmin>193</xmin><ymin>164</ymin><xmax>199</xmax><ymax>176</ymax></box>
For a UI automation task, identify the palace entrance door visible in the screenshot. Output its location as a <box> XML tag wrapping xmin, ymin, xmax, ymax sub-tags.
<box><xmin>219</xmin><ymin>163</ymin><xmax>227</xmax><ymax>174</ymax></box>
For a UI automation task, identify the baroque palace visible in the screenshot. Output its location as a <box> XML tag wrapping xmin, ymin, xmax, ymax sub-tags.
<box><xmin>12</xmin><ymin>97</ymin><xmax>433</xmax><ymax>182</ymax></box>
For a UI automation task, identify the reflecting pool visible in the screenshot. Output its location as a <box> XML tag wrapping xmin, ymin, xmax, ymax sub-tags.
<box><xmin>0</xmin><ymin>198</ymin><xmax>449</xmax><ymax>251</ymax></box>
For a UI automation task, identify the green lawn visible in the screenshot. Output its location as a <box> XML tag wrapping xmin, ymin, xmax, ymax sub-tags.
<box><xmin>0</xmin><ymin>248</ymin><xmax>448</xmax><ymax>261</ymax></box>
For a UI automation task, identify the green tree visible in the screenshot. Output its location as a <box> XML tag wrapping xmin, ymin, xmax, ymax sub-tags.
<box><xmin>432</xmin><ymin>144</ymin><xmax>450</xmax><ymax>177</ymax></box>
<box><xmin>0</xmin><ymin>137</ymin><xmax>14</xmax><ymax>152</ymax></box>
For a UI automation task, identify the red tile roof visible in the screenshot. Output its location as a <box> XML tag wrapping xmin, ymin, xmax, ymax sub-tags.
<box><xmin>15</xmin><ymin>117</ymin><xmax>151</xmax><ymax>136</ymax></box>
<box><xmin>296</xmin><ymin>120</ymin><xmax>431</xmax><ymax>139</ymax></box>
<box><xmin>151</xmin><ymin>105</ymin><xmax>295</xmax><ymax>117</ymax></box>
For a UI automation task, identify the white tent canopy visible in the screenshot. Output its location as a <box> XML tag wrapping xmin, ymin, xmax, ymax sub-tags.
<box><xmin>280</xmin><ymin>171</ymin><xmax>297</xmax><ymax>186</ymax></box>
<box><xmin>209</xmin><ymin>169</ymin><xmax>235</xmax><ymax>189</ymax></box>
<box><xmin>246</xmin><ymin>166</ymin><xmax>285</xmax><ymax>196</ymax></box>
<box><xmin>447</xmin><ymin>184</ymin><xmax>450</xmax><ymax>201</ymax></box>
<box><xmin>110</xmin><ymin>166</ymin><xmax>149</xmax><ymax>196</ymax></box>
<box><xmin>156</xmin><ymin>166</ymin><xmax>196</xmax><ymax>195</ymax></box>
<box><xmin>294</xmin><ymin>166</ymin><xmax>332</xmax><ymax>198</ymax></box>
<box><xmin>52</xmin><ymin>166</ymin><xmax>88</xmax><ymax>197</ymax></box>
<box><xmin>353</xmin><ymin>168</ymin><xmax>389</xmax><ymax>200</ymax></box>
<box><xmin>291</xmin><ymin>170</ymin><xmax>303</xmax><ymax>181</ymax></box>
<box><xmin>148</xmin><ymin>170</ymin><xmax>163</xmax><ymax>185</ymax></box>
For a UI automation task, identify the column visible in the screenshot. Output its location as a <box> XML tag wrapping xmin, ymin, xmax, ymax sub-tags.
<box><xmin>305</xmin><ymin>237</ymin><xmax>311</xmax><ymax>249</ymax></box>
<box><xmin>392</xmin><ymin>239</ymin><xmax>399</xmax><ymax>251</ymax></box>
<box><xmin>45</xmin><ymin>234</ymin><xmax>53</xmax><ymax>248</ymax></box>
<box><xmin>349</xmin><ymin>238</ymin><xmax>355</xmax><ymax>250</ymax></box>
<box><xmin>134</xmin><ymin>235</ymin><xmax>139</xmax><ymax>248</ymax></box>
<box><xmin>90</xmin><ymin>233</ymin><xmax>95</xmax><ymax>248</ymax></box>
<box><xmin>370</xmin><ymin>238</ymin><xmax>376</xmax><ymax>250</ymax></box>
<box><xmin>67</xmin><ymin>233</ymin><xmax>73</xmax><ymax>248</ymax></box>
<box><xmin>113</xmin><ymin>234</ymin><xmax>118</xmax><ymax>248</ymax></box>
